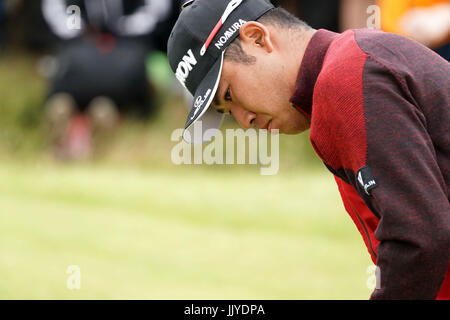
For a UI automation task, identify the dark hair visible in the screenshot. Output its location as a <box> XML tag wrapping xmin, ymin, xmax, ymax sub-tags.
<box><xmin>224</xmin><ymin>7</ymin><xmax>311</xmax><ymax>64</ymax></box>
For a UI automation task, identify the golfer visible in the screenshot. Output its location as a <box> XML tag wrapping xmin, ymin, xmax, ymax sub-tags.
<box><xmin>167</xmin><ymin>0</ymin><xmax>450</xmax><ymax>299</ymax></box>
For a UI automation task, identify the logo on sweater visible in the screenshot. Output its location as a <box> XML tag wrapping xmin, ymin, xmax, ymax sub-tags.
<box><xmin>357</xmin><ymin>166</ymin><xmax>377</xmax><ymax>195</ymax></box>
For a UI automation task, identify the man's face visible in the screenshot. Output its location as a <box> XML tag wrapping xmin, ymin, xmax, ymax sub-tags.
<box><xmin>212</xmin><ymin>41</ymin><xmax>311</xmax><ymax>134</ymax></box>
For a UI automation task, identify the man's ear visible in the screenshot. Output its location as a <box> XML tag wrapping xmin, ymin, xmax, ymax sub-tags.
<box><xmin>239</xmin><ymin>21</ymin><xmax>273</xmax><ymax>53</ymax></box>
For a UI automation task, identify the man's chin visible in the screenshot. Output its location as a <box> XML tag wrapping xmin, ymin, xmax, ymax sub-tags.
<box><xmin>280</xmin><ymin>126</ymin><xmax>308</xmax><ymax>135</ymax></box>
<box><xmin>264</xmin><ymin>120</ymin><xmax>308</xmax><ymax>135</ymax></box>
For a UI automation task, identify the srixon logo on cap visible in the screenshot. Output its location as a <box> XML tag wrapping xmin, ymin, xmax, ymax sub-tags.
<box><xmin>175</xmin><ymin>49</ymin><xmax>197</xmax><ymax>87</ymax></box>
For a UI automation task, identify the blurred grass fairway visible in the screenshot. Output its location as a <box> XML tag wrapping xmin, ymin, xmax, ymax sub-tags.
<box><xmin>0</xmin><ymin>163</ymin><xmax>372</xmax><ymax>299</ymax></box>
<box><xmin>0</xmin><ymin>52</ymin><xmax>373</xmax><ymax>299</ymax></box>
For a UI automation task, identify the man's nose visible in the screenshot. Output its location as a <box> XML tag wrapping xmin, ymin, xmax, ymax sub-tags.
<box><xmin>229</xmin><ymin>105</ymin><xmax>256</xmax><ymax>129</ymax></box>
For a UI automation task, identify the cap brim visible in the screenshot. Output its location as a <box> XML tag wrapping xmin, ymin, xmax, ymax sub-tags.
<box><xmin>183</xmin><ymin>51</ymin><xmax>225</xmax><ymax>145</ymax></box>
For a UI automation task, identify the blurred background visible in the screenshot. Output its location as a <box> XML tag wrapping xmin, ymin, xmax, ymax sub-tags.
<box><xmin>0</xmin><ymin>0</ymin><xmax>448</xmax><ymax>299</ymax></box>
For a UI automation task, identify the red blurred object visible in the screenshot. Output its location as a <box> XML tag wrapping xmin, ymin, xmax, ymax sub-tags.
<box><xmin>95</xmin><ymin>33</ymin><xmax>116</xmax><ymax>54</ymax></box>
<box><xmin>63</xmin><ymin>114</ymin><xmax>92</xmax><ymax>160</ymax></box>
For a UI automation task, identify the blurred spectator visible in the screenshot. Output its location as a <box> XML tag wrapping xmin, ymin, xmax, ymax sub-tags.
<box><xmin>271</xmin><ymin>0</ymin><xmax>380</xmax><ymax>32</ymax></box>
<box><xmin>0</xmin><ymin>0</ymin><xmax>4</xmax><ymax>50</ymax></box>
<box><xmin>271</xmin><ymin>0</ymin><xmax>341</xmax><ymax>32</ymax></box>
<box><xmin>340</xmin><ymin>0</ymin><xmax>376</xmax><ymax>30</ymax></box>
<box><xmin>378</xmin><ymin>0</ymin><xmax>450</xmax><ymax>61</ymax></box>
<box><xmin>42</xmin><ymin>0</ymin><xmax>180</xmax><ymax>160</ymax></box>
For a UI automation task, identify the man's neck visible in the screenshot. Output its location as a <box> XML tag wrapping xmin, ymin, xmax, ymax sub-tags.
<box><xmin>281</xmin><ymin>28</ymin><xmax>317</xmax><ymax>99</ymax></box>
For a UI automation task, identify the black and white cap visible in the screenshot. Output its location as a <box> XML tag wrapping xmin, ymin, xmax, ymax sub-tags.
<box><xmin>167</xmin><ymin>0</ymin><xmax>274</xmax><ymax>144</ymax></box>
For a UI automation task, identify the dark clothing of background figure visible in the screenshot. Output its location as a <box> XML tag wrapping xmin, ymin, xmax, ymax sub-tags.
<box><xmin>49</xmin><ymin>37</ymin><xmax>152</xmax><ymax>118</ymax></box>
<box><xmin>0</xmin><ymin>0</ymin><xmax>4</xmax><ymax>50</ymax></box>
<box><xmin>435</xmin><ymin>43</ymin><xmax>450</xmax><ymax>62</ymax></box>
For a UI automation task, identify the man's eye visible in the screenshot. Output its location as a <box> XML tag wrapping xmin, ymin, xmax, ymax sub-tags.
<box><xmin>224</xmin><ymin>88</ymin><xmax>232</xmax><ymax>102</ymax></box>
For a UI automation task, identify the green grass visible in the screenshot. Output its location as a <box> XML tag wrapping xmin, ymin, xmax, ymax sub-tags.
<box><xmin>0</xmin><ymin>51</ymin><xmax>374</xmax><ymax>299</ymax></box>
<box><xmin>0</xmin><ymin>51</ymin><xmax>47</xmax><ymax>156</ymax></box>
<box><xmin>0</xmin><ymin>163</ymin><xmax>373</xmax><ymax>299</ymax></box>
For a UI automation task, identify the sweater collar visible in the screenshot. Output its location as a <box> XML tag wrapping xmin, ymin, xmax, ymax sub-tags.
<box><xmin>289</xmin><ymin>29</ymin><xmax>339</xmax><ymax>119</ymax></box>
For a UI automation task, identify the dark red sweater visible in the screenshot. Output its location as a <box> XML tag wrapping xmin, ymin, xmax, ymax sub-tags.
<box><xmin>290</xmin><ymin>29</ymin><xmax>450</xmax><ymax>299</ymax></box>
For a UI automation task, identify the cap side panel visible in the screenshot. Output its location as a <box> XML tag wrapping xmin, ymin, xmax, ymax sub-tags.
<box><xmin>184</xmin><ymin>51</ymin><xmax>225</xmax><ymax>131</ymax></box>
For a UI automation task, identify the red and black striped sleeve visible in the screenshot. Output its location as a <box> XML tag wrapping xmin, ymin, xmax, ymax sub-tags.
<box><xmin>311</xmin><ymin>30</ymin><xmax>450</xmax><ymax>299</ymax></box>
<box><xmin>362</xmin><ymin>58</ymin><xmax>449</xmax><ymax>299</ymax></box>
<box><xmin>358</xmin><ymin>32</ymin><xmax>450</xmax><ymax>300</ymax></box>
